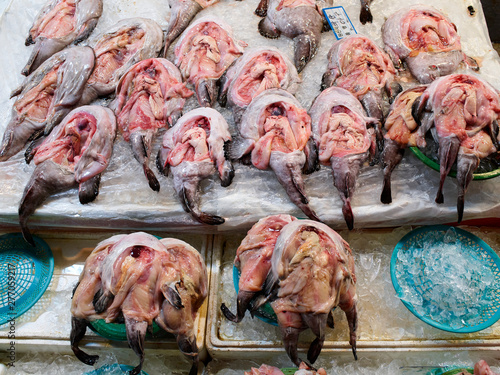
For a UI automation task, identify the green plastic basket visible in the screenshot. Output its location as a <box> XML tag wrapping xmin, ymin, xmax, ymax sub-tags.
<box><xmin>410</xmin><ymin>133</ymin><xmax>500</xmax><ymax>180</ymax></box>
<box><xmin>391</xmin><ymin>225</ymin><xmax>500</xmax><ymax>333</ymax></box>
<box><xmin>426</xmin><ymin>366</ymin><xmax>474</xmax><ymax>375</ymax></box>
<box><xmin>0</xmin><ymin>233</ymin><xmax>54</xmax><ymax>325</ymax></box>
<box><xmin>83</xmin><ymin>363</ymin><xmax>149</xmax><ymax>374</ymax></box>
<box><xmin>89</xmin><ymin>319</ymin><xmax>169</xmax><ymax>341</ymax></box>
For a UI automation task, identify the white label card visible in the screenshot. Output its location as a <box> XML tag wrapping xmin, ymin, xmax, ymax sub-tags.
<box><xmin>322</xmin><ymin>6</ymin><xmax>357</xmax><ymax>40</ymax></box>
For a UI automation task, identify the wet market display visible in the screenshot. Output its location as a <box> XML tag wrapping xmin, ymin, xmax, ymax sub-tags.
<box><xmin>0</xmin><ymin>0</ymin><xmax>499</xmax><ymax>373</ymax></box>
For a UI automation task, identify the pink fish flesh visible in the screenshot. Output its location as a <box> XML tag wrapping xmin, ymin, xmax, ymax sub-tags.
<box><xmin>22</xmin><ymin>0</ymin><xmax>102</xmax><ymax>76</ymax></box>
<box><xmin>109</xmin><ymin>58</ymin><xmax>193</xmax><ymax>192</ymax></box>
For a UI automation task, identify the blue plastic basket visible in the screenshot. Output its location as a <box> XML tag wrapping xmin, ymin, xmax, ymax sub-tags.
<box><xmin>391</xmin><ymin>225</ymin><xmax>500</xmax><ymax>333</ymax></box>
<box><xmin>233</xmin><ymin>265</ymin><xmax>278</xmax><ymax>326</ymax></box>
<box><xmin>0</xmin><ymin>233</ymin><xmax>54</xmax><ymax>325</ymax></box>
<box><xmin>83</xmin><ymin>363</ymin><xmax>149</xmax><ymax>375</ymax></box>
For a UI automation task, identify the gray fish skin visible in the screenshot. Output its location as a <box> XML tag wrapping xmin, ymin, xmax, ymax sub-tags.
<box><xmin>163</xmin><ymin>0</ymin><xmax>202</xmax><ymax>55</ymax></box>
<box><xmin>0</xmin><ymin>46</ymin><xmax>95</xmax><ymax>162</ymax></box>
<box><xmin>18</xmin><ymin>105</ymin><xmax>116</xmax><ymax>245</ymax></box>
<box><xmin>258</xmin><ymin>0</ymin><xmax>325</xmax><ymax>72</ymax></box>
<box><xmin>19</xmin><ymin>160</ymin><xmax>77</xmax><ymax>245</ymax></box>
<box><xmin>22</xmin><ymin>0</ymin><xmax>103</xmax><ymax>76</ymax></box>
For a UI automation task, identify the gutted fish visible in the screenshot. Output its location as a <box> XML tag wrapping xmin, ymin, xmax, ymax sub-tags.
<box><xmin>359</xmin><ymin>0</ymin><xmax>372</xmax><ymax>24</ymax></box>
<box><xmin>71</xmin><ymin>232</ymin><xmax>207</xmax><ymax>375</ymax></box>
<box><xmin>414</xmin><ymin>74</ymin><xmax>500</xmax><ymax>222</ymax></box>
<box><xmin>80</xmin><ymin>18</ymin><xmax>164</xmax><ymax>104</ymax></box>
<box><xmin>383</xmin><ymin>6</ymin><xmax>479</xmax><ymax>84</ymax></box>
<box><xmin>309</xmin><ymin>87</ymin><xmax>378</xmax><ymax>229</ymax></box>
<box><xmin>19</xmin><ymin>105</ymin><xmax>116</xmax><ymax>245</ymax></box>
<box><xmin>156</xmin><ymin>237</ymin><xmax>208</xmax><ymax>375</ymax></box>
<box><xmin>231</xmin><ymin>89</ymin><xmax>320</xmax><ymax>221</ymax></box>
<box><xmin>219</xmin><ymin>46</ymin><xmax>300</xmax><ymax>124</ymax></box>
<box><xmin>221</xmin><ymin>214</ymin><xmax>296</xmax><ymax>323</ymax></box>
<box><xmin>322</xmin><ymin>35</ymin><xmax>400</xmax><ymax>121</ymax></box>
<box><xmin>22</xmin><ymin>0</ymin><xmax>103</xmax><ymax>76</ymax></box>
<box><xmin>174</xmin><ymin>16</ymin><xmax>247</xmax><ymax>107</ymax></box>
<box><xmin>0</xmin><ymin>46</ymin><xmax>95</xmax><ymax>162</ymax></box>
<box><xmin>109</xmin><ymin>58</ymin><xmax>193</xmax><ymax>192</ymax></box>
<box><xmin>270</xmin><ymin>220</ymin><xmax>358</xmax><ymax>367</ymax></box>
<box><xmin>158</xmin><ymin>107</ymin><xmax>233</xmax><ymax>224</ymax></box>
<box><xmin>257</xmin><ymin>0</ymin><xmax>326</xmax><ymax>72</ymax></box>
<box><xmin>380</xmin><ymin>85</ymin><xmax>427</xmax><ymax>204</ymax></box>
<box><xmin>163</xmin><ymin>0</ymin><xmax>220</xmax><ymax>54</ymax></box>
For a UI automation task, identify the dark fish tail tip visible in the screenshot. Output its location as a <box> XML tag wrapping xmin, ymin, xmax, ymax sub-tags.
<box><xmin>457</xmin><ymin>196</ymin><xmax>464</xmax><ymax>223</ymax></box>
<box><xmin>435</xmin><ymin>191</ymin><xmax>444</xmax><ymax>204</ymax></box>
<box><xmin>144</xmin><ymin>166</ymin><xmax>160</xmax><ymax>192</ymax></box>
<box><xmin>352</xmin><ymin>345</ymin><xmax>358</xmax><ymax>360</ymax></box>
<box><xmin>380</xmin><ymin>181</ymin><xmax>392</xmax><ymax>204</ymax></box>
<box><xmin>199</xmin><ymin>213</ymin><xmax>225</xmax><ymax>225</ymax></box>
<box><xmin>221</xmin><ymin>303</ymin><xmax>241</xmax><ymax>322</ymax></box>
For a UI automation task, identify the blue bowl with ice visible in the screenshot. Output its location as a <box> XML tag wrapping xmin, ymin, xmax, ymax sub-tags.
<box><xmin>390</xmin><ymin>225</ymin><xmax>500</xmax><ymax>333</ymax></box>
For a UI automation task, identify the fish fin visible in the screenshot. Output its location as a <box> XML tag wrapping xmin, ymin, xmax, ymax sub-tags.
<box><xmin>254</xmin><ymin>0</ymin><xmax>269</xmax><ymax>17</ymax></box>
<box><xmin>93</xmin><ymin>289</ymin><xmax>114</xmax><ymax>314</ymax></box>
<box><xmin>381</xmin><ymin>140</ymin><xmax>405</xmax><ymax>204</ymax></box>
<box><xmin>456</xmin><ymin>153</ymin><xmax>479</xmax><ymax>223</ymax></box>
<box><xmin>71</xmin><ymin>317</ymin><xmax>99</xmax><ymax>365</ymax></box>
<box><xmin>24</xmin><ymin>130</ymin><xmax>46</xmax><ymax>164</ymax></box>
<box><xmin>303</xmin><ymin>137</ymin><xmax>319</xmax><ymax>175</ymax></box>
<box><xmin>79</xmin><ymin>174</ymin><xmax>101</xmax><ymax>204</ymax></box>
<box><xmin>320</xmin><ymin>70</ymin><xmax>335</xmax><ymax>91</ymax></box>
<box><xmin>73</xmin><ymin>19</ymin><xmax>99</xmax><ymax>45</ymax></box>
<box><xmin>165</xmin><ymin>283</ymin><xmax>184</xmax><ymax>309</ymax></box>
<box><xmin>258</xmin><ymin>18</ymin><xmax>281</xmax><ymax>39</ymax></box>
<box><xmin>294</xmin><ymin>33</ymin><xmax>319</xmax><ymax>73</ymax></box>
<box><xmin>176</xmin><ymin>334</ymin><xmax>199</xmax><ymax>375</ymax></box>
<box><xmin>196</xmin><ymin>79</ymin><xmax>217</xmax><ymax>107</ymax></box>
<box><xmin>280</xmin><ymin>323</ymin><xmax>304</xmax><ymax>367</ymax></box>
<box><xmin>22</xmin><ymin>39</ymin><xmax>42</xmax><ymax>76</ymax></box>
<box><xmin>464</xmin><ymin>54</ymin><xmax>480</xmax><ymax>72</ymax></box>
<box><xmin>220</xmin><ymin>303</ymin><xmax>239</xmax><ymax>322</ymax></box>
<box><xmin>219</xmin><ymin>159</ymin><xmax>235</xmax><ymax>188</ymax></box>
<box><xmin>342</xmin><ymin>197</ymin><xmax>354</xmax><ymax>230</ymax></box>
<box><xmin>144</xmin><ymin>164</ymin><xmax>160</xmax><ymax>192</ymax></box>
<box><xmin>25</xmin><ymin>34</ymin><xmax>34</xmax><ymax>46</ymax></box>
<box><xmin>156</xmin><ymin>148</ymin><xmax>170</xmax><ymax>177</ymax></box>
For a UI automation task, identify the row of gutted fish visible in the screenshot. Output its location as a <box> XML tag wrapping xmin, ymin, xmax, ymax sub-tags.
<box><xmin>3</xmin><ymin>0</ymin><xmax>500</xmax><ymax>239</ymax></box>
<box><xmin>70</xmin><ymin>231</ymin><xmax>208</xmax><ymax>375</ymax></box>
<box><xmin>221</xmin><ymin>215</ymin><xmax>358</xmax><ymax>369</ymax></box>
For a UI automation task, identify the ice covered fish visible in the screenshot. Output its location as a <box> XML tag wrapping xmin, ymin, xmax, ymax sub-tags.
<box><xmin>22</xmin><ymin>0</ymin><xmax>103</xmax><ymax>76</ymax></box>
<box><xmin>0</xmin><ymin>46</ymin><xmax>95</xmax><ymax>162</ymax></box>
<box><xmin>413</xmin><ymin>73</ymin><xmax>500</xmax><ymax>222</ymax></box>
<box><xmin>383</xmin><ymin>6</ymin><xmax>479</xmax><ymax>84</ymax></box>
<box><xmin>231</xmin><ymin>89</ymin><xmax>320</xmax><ymax>221</ymax></box>
<box><xmin>270</xmin><ymin>220</ymin><xmax>358</xmax><ymax>367</ymax></box>
<box><xmin>19</xmin><ymin>105</ymin><xmax>116</xmax><ymax>245</ymax></box>
<box><xmin>71</xmin><ymin>232</ymin><xmax>208</xmax><ymax>375</ymax></box>
<box><xmin>309</xmin><ymin>87</ymin><xmax>378</xmax><ymax>230</ymax></box>
<box><xmin>221</xmin><ymin>214</ymin><xmax>296</xmax><ymax>323</ymax></box>
<box><xmin>174</xmin><ymin>16</ymin><xmax>247</xmax><ymax>107</ymax></box>
<box><xmin>163</xmin><ymin>0</ymin><xmax>219</xmax><ymax>54</ymax></box>
<box><xmin>380</xmin><ymin>85</ymin><xmax>427</xmax><ymax>204</ymax></box>
<box><xmin>257</xmin><ymin>0</ymin><xmax>327</xmax><ymax>72</ymax></box>
<box><xmin>80</xmin><ymin>18</ymin><xmax>163</xmax><ymax>105</ymax></box>
<box><xmin>109</xmin><ymin>58</ymin><xmax>193</xmax><ymax>192</ymax></box>
<box><xmin>157</xmin><ymin>107</ymin><xmax>233</xmax><ymax>225</ymax></box>
<box><xmin>219</xmin><ymin>46</ymin><xmax>301</xmax><ymax>124</ymax></box>
<box><xmin>322</xmin><ymin>35</ymin><xmax>400</xmax><ymax>121</ymax></box>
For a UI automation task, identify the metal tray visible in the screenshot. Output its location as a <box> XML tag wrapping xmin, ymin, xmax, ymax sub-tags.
<box><xmin>0</xmin><ymin>230</ymin><xmax>212</xmax><ymax>366</ymax></box>
<box><xmin>206</xmin><ymin>227</ymin><xmax>500</xmax><ymax>363</ymax></box>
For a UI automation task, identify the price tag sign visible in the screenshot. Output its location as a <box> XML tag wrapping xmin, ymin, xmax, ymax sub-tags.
<box><xmin>322</xmin><ymin>6</ymin><xmax>357</xmax><ymax>40</ymax></box>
